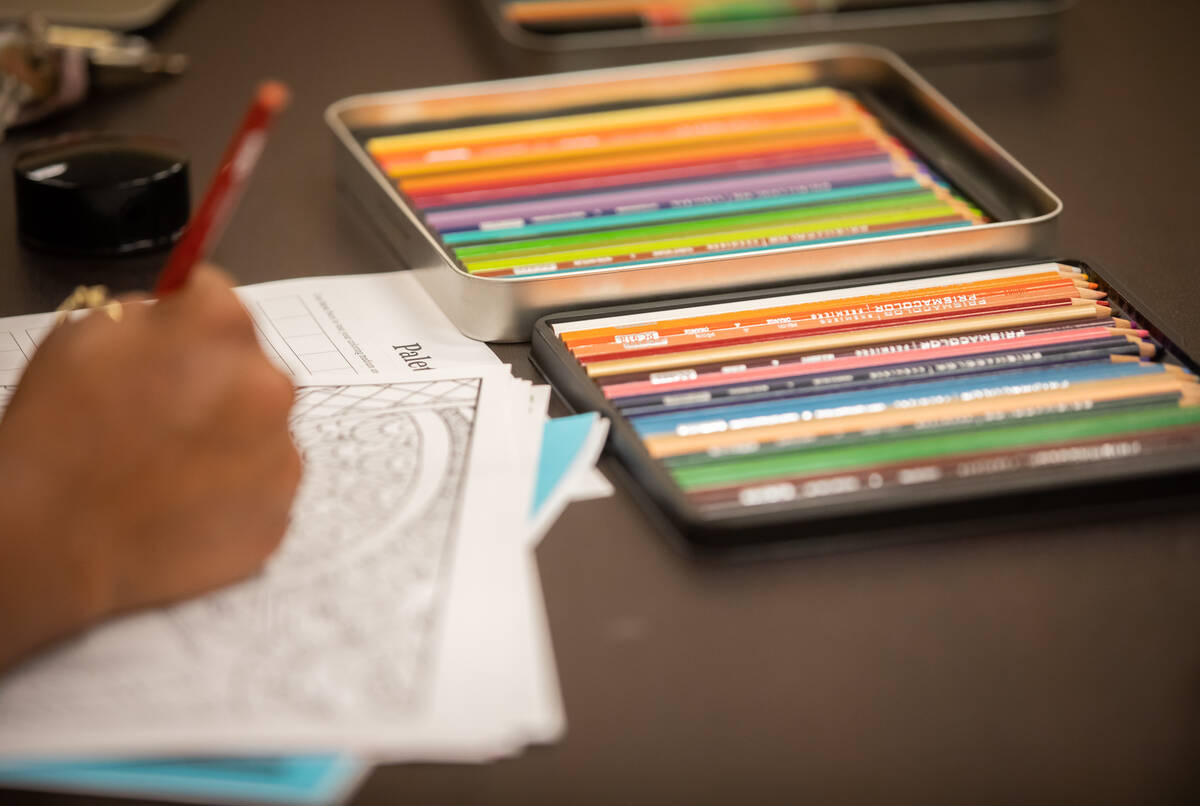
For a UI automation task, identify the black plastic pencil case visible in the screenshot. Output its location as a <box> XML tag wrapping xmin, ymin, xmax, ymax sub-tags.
<box><xmin>530</xmin><ymin>258</ymin><xmax>1200</xmax><ymax>557</ymax></box>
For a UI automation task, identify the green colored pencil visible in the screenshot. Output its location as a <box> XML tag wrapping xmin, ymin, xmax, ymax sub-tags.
<box><xmin>463</xmin><ymin>202</ymin><xmax>960</xmax><ymax>273</ymax></box>
<box><xmin>672</xmin><ymin>403</ymin><xmax>1200</xmax><ymax>490</ymax></box>
<box><xmin>447</xmin><ymin>179</ymin><xmax>925</xmax><ymax>248</ymax></box>
<box><xmin>454</xmin><ymin>187</ymin><xmax>944</xmax><ymax>260</ymax></box>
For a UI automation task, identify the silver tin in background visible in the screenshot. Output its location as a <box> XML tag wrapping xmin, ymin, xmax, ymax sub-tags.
<box><xmin>326</xmin><ymin>45</ymin><xmax>1061</xmax><ymax>342</ymax></box>
<box><xmin>474</xmin><ymin>0</ymin><xmax>1072</xmax><ymax>73</ymax></box>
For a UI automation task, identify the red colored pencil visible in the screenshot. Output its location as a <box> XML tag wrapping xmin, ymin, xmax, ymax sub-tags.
<box><xmin>401</xmin><ymin>128</ymin><xmax>876</xmax><ymax>197</ymax></box>
<box><xmin>598</xmin><ymin>326</ymin><xmax>1148</xmax><ymax>400</ymax></box>
<box><xmin>571</xmin><ymin>296</ymin><xmax>1097</xmax><ymax>363</ymax></box>
<box><xmin>154</xmin><ymin>81</ymin><xmax>291</xmax><ymax>295</ymax></box>
<box><xmin>407</xmin><ymin>141</ymin><xmax>888</xmax><ymax>209</ymax></box>
<box><xmin>567</xmin><ymin>285</ymin><xmax>1108</xmax><ymax>362</ymax></box>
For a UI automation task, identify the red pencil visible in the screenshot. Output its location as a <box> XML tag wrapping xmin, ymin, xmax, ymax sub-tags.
<box><xmin>407</xmin><ymin>140</ymin><xmax>887</xmax><ymax>209</ymax></box>
<box><xmin>154</xmin><ymin>80</ymin><xmax>291</xmax><ymax>295</ymax></box>
<box><xmin>570</xmin><ymin>296</ymin><xmax>1097</xmax><ymax>363</ymax></box>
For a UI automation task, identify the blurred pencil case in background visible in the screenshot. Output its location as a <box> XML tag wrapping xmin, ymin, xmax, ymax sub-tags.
<box><xmin>474</xmin><ymin>0</ymin><xmax>1073</xmax><ymax>73</ymax></box>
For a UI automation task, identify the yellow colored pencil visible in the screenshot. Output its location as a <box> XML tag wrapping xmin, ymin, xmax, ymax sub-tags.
<box><xmin>367</xmin><ymin>87</ymin><xmax>841</xmax><ymax>155</ymax></box>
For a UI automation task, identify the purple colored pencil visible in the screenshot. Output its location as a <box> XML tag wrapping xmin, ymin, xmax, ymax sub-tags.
<box><xmin>423</xmin><ymin>155</ymin><xmax>903</xmax><ymax>232</ymax></box>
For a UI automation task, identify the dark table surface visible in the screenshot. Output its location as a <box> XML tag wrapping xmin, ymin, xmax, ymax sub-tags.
<box><xmin>3</xmin><ymin>1</ymin><xmax>1199</xmax><ymax>804</ymax></box>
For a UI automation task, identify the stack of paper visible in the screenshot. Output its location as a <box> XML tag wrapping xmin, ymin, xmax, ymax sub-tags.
<box><xmin>0</xmin><ymin>272</ymin><xmax>610</xmax><ymax>804</ymax></box>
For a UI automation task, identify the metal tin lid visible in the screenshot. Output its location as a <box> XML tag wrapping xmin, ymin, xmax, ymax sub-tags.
<box><xmin>13</xmin><ymin>132</ymin><xmax>189</xmax><ymax>256</ymax></box>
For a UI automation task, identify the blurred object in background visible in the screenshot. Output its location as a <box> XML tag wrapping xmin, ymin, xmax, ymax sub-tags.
<box><xmin>13</xmin><ymin>132</ymin><xmax>189</xmax><ymax>255</ymax></box>
<box><xmin>0</xmin><ymin>13</ymin><xmax>185</xmax><ymax>140</ymax></box>
<box><xmin>476</xmin><ymin>0</ymin><xmax>1073</xmax><ymax>72</ymax></box>
<box><xmin>0</xmin><ymin>0</ymin><xmax>182</xmax><ymax>30</ymax></box>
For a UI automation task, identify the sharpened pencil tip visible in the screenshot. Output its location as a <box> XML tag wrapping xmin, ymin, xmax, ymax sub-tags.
<box><xmin>258</xmin><ymin>80</ymin><xmax>292</xmax><ymax>111</ymax></box>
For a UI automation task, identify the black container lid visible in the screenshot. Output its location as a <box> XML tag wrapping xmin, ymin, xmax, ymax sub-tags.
<box><xmin>13</xmin><ymin>133</ymin><xmax>190</xmax><ymax>256</ymax></box>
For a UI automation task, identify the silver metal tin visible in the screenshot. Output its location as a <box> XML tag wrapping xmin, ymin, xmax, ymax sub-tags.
<box><xmin>476</xmin><ymin>0</ymin><xmax>1072</xmax><ymax>73</ymax></box>
<box><xmin>326</xmin><ymin>45</ymin><xmax>1061</xmax><ymax>342</ymax></box>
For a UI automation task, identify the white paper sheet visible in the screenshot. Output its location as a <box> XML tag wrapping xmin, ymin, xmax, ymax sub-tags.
<box><xmin>0</xmin><ymin>271</ymin><xmax>500</xmax><ymax>388</ymax></box>
<box><xmin>0</xmin><ymin>273</ymin><xmax>586</xmax><ymax>768</ymax></box>
<box><xmin>237</xmin><ymin>272</ymin><xmax>499</xmax><ymax>382</ymax></box>
<box><xmin>0</xmin><ymin>369</ymin><xmax>560</xmax><ymax>759</ymax></box>
<box><xmin>569</xmin><ymin>467</ymin><xmax>615</xmax><ymax>502</ymax></box>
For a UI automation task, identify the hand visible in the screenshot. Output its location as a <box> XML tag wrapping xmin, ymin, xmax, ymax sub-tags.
<box><xmin>0</xmin><ymin>265</ymin><xmax>301</xmax><ymax>670</ymax></box>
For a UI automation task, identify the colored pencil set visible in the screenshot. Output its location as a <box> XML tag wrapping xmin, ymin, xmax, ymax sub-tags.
<box><xmin>503</xmin><ymin>1</ymin><xmax>965</xmax><ymax>34</ymax></box>
<box><xmin>550</xmin><ymin>262</ymin><xmax>1200</xmax><ymax>513</ymax></box>
<box><xmin>366</xmin><ymin>84</ymin><xmax>986</xmax><ymax>280</ymax></box>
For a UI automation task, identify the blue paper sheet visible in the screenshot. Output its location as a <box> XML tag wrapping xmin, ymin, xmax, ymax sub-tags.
<box><xmin>531</xmin><ymin>412</ymin><xmax>601</xmax><ymax>518</ymax></box>
<box><xmin>0</xmin><ymin>755</ymin><xmax>362</xmax><ymax>805</ymax></box>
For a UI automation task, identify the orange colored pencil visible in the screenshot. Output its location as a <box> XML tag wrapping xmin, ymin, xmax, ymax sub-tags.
<box><xmin>378</xmin><ymin>102</ymin><xmax>854</xmax><ymax>176</ymax></box>
<box><xmin>584</xmin><ymin>305</ymin><xmax>1125</xmax><ymax>378</ymax></box>
<box><xmin>563</xmin><ymin>273</ymin><xmax>1098</xmax><ymax>348</ymax></box>
<box><xmin>399</xmin><ymin>128</ymin><xmax>885</xmax><ymax>192</ymax></box>
<box><xmin>570</xmin><ymin>295</ymin><xmax>1103</xmax><ymax>362</ymax></box>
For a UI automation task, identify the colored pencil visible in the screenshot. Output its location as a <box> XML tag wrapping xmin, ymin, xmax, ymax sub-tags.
<box><xmin>454</xmin><ymin>187</ymin><xmax>950</xmax><ymax>260</ymax></box>
<box><xmin>425</xmin><ymin>155</ymin><xmax>904</xmax><ymax>231</ymax></box>
<box><xmin>402</xmin><ymin>128</ymin><xmax>887</xmax><ymax>197</ymax></box>
<box><xmin>600</xmin><ymin>329</ymin><xmax>1153</xmax><ymax>400</ymax></box>
<box><xmin>408</xmin><ymin>140</ymin><xmax>892</xmax><ymax>208</ymax></box>
<box><xmin>473</xmin><ymin>218</ymin><xmax>974</xmax><ymax>278</ymax></box>
<box><xmin>576</xmin><ymin>297</ymin><xmax>1103</xmax><ymax>363</ymax></box>
<box><xmin>556</xmin><ymin>267</ymin><xmax>1094</xmax><ymax>343</ymax></box>
<box><xmin>554</xmin><ymin>263</ymin><xmax>1090</xmax><ymax>339</ymax></box>
<box><xmin>505</xmin><ymin>0</ymin><xmax>974</xmax><ymax>32</ymax></box>
<box><xmin>577</xmin><ymin>280</ymin><xmax>1107</xmax><ymax>355</ymax></box>
<box><xmin>442</xmin><ymin>178</ymin><xmax>924</xmax><ymax>244</ymax></box>
<box><xmin>379</xmin><ymin>103</ymin><xmax>862</xmax><ymax>178</ymax></box>
<box><xmin>663</xmin><ymin>388</ymin><xmax>1191</xmax><ymax>469</ymax></box>
<box><xmin>370</xmin><ymin>87</ymin><xmax>843</xmax><ymax>157</ymax></box>
<box><xmin>595</xmin><ymin>322</ymin><xmax>1145</xmax><ymax>388</ymax></box>
<box><xmin>570</xmin><ymin>289</ymin><xmax>1105</xmax><ymax>362</ymax></box>
<box><xmin>643</xmin><ymin>369</ymin><xmax>1197</xmax><ymax>459</ymax></box>
<box><xmin>669</xmin><ymin>403</ymin><xmax>1200</xmax><ymax>490</ymax></box>
<box><xmin>467</xmin><ymin>210</ymin><xmax>971</xmax><ymax>275</ymax></box>
<box><xmin>583</xmin><ymin>305</ymin><xmax>1125</xmax><ymax>378</ymax></box>
<box><xmin>631</xmin><ymin>361</ymin><xmax>1187</xmax><ymax>439</ymax></box>
<box><xmin>614</xmin><ymin>342</ymin><xmax>1146</xmax><ymax>415</ymax></box>
<box><xmin>688</xmin><ymin>423</ymin><xmax>1200</xmax><ymax>511</ymax></box>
